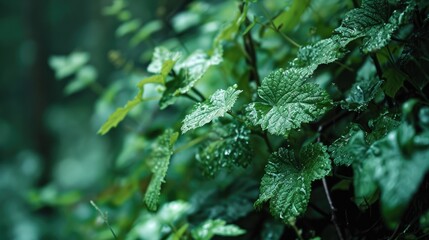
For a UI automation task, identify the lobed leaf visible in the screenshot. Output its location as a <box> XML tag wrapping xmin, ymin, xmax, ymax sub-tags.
<box><xmin>255</xmin><ymin>143</ymin><xmax>331</xmax><ymax>224</ymax></box>
<box><xmin>181</xmin><ymin>85</ymin><xmax>242</xmax><ymax>133</ymax></box>
<box><xmin>247</xmin><ymin>68</ymin><xmax>332</xmax><ymax>136</ymax></box>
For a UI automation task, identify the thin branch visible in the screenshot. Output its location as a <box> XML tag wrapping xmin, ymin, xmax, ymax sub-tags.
<box><xmin>183</xmin><ymin>93</ymin><xmax>200</xmax><ymax>102</ymax></box>
<box><xmin>322</xmin><ymin>178</ymin><xmax>345</xmax><ymax>240</ymax></box>
<box><xmin>370</xmin><ymin>53</ymin><xmax>384</xmax><ymax>79</ymax></box>
<box><xmin>240</xmin><ymin>3</ymin><xmax>261</xmax><ymax>86</ymax></box>
<box><xmin>191</xmin><ymin>87</ymin><xmax>206</xmax><ymax>101</ymax></box>
<box><xmin>90</xmin><ymin>200</ymin><xmax>118</xmax><ymax>240</ymax></box>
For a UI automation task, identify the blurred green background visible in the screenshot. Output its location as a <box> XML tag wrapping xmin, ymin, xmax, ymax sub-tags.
<box><xmin>0</xmin><ymin>0</ymin><xmax>184</xmax><ymax>238</ymax></box>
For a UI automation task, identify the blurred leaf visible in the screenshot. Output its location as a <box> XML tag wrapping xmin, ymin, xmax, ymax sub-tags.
<box><xmin>255</xmin><ymin>144</ymin><xmax>331</xmax><ymax>224</ymax></box>
<box><xmin>191</xmin><ymin>219</ymin><xmax>246</xmax><ymax>240</ymax></box>
<box><xmin>144</xmin><ymin>129</ymin><xmax>179</xmax><ymax>211</ymax></box>
<box><xmin>49</xmin><ymin>52</ymin><xmax>90</xmax><ymax>79</ymax></box>
<box><xmin>116</xmin><ymin>19</ymin><xmax>141</xmax><ymax>37</ymax></box>
<box><xmin>420</xmin><ymin>210</ymin><xmax>429</xmax><ymax>233</ymax></box>
<box><xmin>182</xmin><ymin>85</ymin><xmax>242</xmax><ymax>133</ymax></box>
<box><xmin>261</xmin><ymin>218</ymin><xmax>285</xmax><ymax>240</ymax></box>
<box><xmin>130</xmin><ymin>20</ymin><xmax>163</xmax><ymax>46</ymax></box>
<box><xmin>382</xmin><ymin>67</ymin><xmax>406</xmax><ymax>97</ymax></box>
<box><xmin>354</xmin><ymin>124</ymin><xmax>429</xmax><ymax>227</ymax></box>
<box><xmin>64</xmin><ymin>65</ymin><xmax>98</xmax><ymax>95</ymax></box>
<box><xmin>273</xmin><ymin>0</ymin><xmax>310</xmax><ymax>32</ymax></box>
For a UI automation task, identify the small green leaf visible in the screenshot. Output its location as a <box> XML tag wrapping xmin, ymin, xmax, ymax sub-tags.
<box><xmin>191</xmin><ymin>219</ymin><xmax>245</xmax><ymax>240</ymax></box>
<box><xmin>329</xmin><ymin>125</ymin><xmax>367</xmax><ymax>166</ymax></box>
<box><xmin>181</xmin><ymin>85</ymin><xmax>242</xmax><ymax>133</ymax></box>
<box><xmin>341</xmin><ymin>59</ymin><xmax>383</xmax><ymax>111</ymax></box>
<box><xmin>49</xmin><ymin>52</ymin><xmax>90</xmax><ymax>79</ymax></box>
<box><xmin>144</xmin><ymin>129</ymin><xmax>179</xmax><ymax>211</ymax></box>
<box><xmin>64</xmin><ymin>65</ymin><xmax>97</xmax><ymax>95</ymax></box>
<box><xmin>97</xmin><ymin>92</ymin><xmax>142</xmax><ymax>135</ymax></box>
<box><xmin>248</xmin><ymin>68</ymin><xmax>332</xmax><ymax>136</ymax></box>
<box><xmin>196</xmin><ymin>122</ymin><xmax>252</xmax><ymax>177</ymax></box>
<box><xmin>293</xmin><ymin>35</ymin><xmax>348</xmax><ymax>68</ymax></box>
<box><xmin>116</xmin><ymin>19</ymin><xmax>140</xmax><ymax>37</ymax></box>
<box><xmin>147</xmin><ymin>47</ymin><xmax>181</xmax><ymax>75</ymax></box>
<box><xmin>130</xmin><ymin>20</ymin><xmax>163</xmax><ymax>46</ymax></box>
<box><xmin>255</xmin><ymin>143</ymin><xmax>331</xmax><ymax>224</ymax></box>
<box><xmin>382</xmin><ymin>67</ymin><xmax>406</xmax><ymax>97</ymax></box>
<box><xmin>273</xmin><ymin>0</ymin><xmax>310</xmax><ymax>32</ymax></box>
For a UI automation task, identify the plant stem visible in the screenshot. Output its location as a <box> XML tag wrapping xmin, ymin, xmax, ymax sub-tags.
<box><xmin>370</xmin><ymin>53</ymin><xmax>384</xmax><ymax>79</ymax></box>
<box><xmin>191</xmin><ymin>87</ymin><xmax>206</xmax><ymax>101</ymax></box>
<box><xmin>290</xmin><ymin>222</ymin><xmax>305</xmax><ymax>240</ymax></box>
<box><xmin>183</xmin><ymin>93</ymin><xmax>200</xmax><ymax>102</ymax></box>
<box><xmin>90</xmin><ymin>200</ymin><xmax>118</xmax><ymax>240</ymax></box>
<box><xmin>240</xmin><ymin>3</ymin><xmax>261</xmax><ymax>86</ymax></box>
<box><xmin>322</xmin><ymin>178</ymin><xmax>345</xmax><ymax>240</ymax></box>
<box><xmin>173</xmin><ymin>134</ymin><xmax>210</xmax><ymax>154</ymax></box>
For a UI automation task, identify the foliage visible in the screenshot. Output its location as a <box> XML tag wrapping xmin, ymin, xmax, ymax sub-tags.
<box><xmin>21</xmin><ymin>0</ymin><xmax>429</xmax><ymax>239</ymax></box>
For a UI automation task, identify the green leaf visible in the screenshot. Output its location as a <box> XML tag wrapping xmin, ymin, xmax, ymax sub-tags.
<box><xmin>293</xmin><ymin>35</ymin><xmax>348</xmax><ymax>68</ymax></box>
<box><xmin>147</xmin><ymin>47</ymin><xmax>181</xmax><ymax>75</ymax></box>
<box><xmin>144</xmin><ymin>129</ymin><xmax>179</xmax><ymax>211</ymax></box>
<box><xmin>335</xmin><ymin>0</ymin><xmax>413</xmax><ymax>53</ymax></box>
<box><xmin>181</xmin><ymin>85</ymin><xmax>242</xmax><ymax>133</ymax></box>
<box><xmin>255</xmin><ymin>143</ymin><xmax>331</xmax><ymax>224</ymax></box>
<box><xmin>98</xmin><ymin>74</ymin><xmax>166</xmax><ymax>135</ymax></box>
<box><xmin>354</xmin><ymin>124</ymin><xmax>429</xmax><ymax>227</ymax></box>
<box><xmin>191</xmin><ymin>219</ymin><xmax>246</xmax><ymax>240</ymax></box>
<box><xmin>196</xmin><ymin>122</ymin><xmax>252</xmax><ymax>177</ymax></box>
<box><xmin>160</xmin><ymin>48</ymin><xmax>223</xmax><ymax>109</ymax></box>
<box><xmin>64</xmin><ymin>65</ymin><xmax>97</xmax><ymax>95</ymax></box>
<box><xmin>382</xmin><ymin>67</ymin><xmax>406</xmax><ymax>97</ymax></box>
<box><xmin>329</xmin><ymin>125</ymin><xmax>368</xmax><ymax>166</ymax></box>
<box><xmin>247</xmin><ymin>68</ymin><xmax>332</xmax><ymax>136</ymax></box>
<box><xmin>97</xmin><ymin>92</ymin><xmax>142</xmax><ymax>135</ymax></box>
<box><xmin>49</xmin><ymin>51</ymin><xmax>90</xmax><ymax>79</ymax></box>
<box><xmin>273</xmin><ymin>0</ymin><xmax>310</xmax><ymax>32</ymax></box>
<box><xmin>116</xmin><ymin>19</ymin><xmax>140</xmax><ymax>37</ymax></box>
<box><xmin>341</xmin><ymin>59</ymin><xmax>383</xmax><ymax>111</ymax></box>
<box><xmin>130</xmin><ymin>20</ymin><xmax>163</xmax><ymax>46</ymax></box>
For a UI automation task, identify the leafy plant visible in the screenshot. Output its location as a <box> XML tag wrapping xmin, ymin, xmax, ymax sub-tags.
<box><xmin>45</xmin><ymin>0</ymin><xmax>429</xmax><ymax>239</ymax></box>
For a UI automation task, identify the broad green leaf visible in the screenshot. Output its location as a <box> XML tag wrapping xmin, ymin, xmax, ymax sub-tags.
<box><xmin>247</xmin><ymin>68</ymin><xmax>332</xmax><ymax>136</ymax></box>
<box><xmin>329</xmin><ymin>125</ymin><xmax>367</xmax><ymax>166</ymax></box>
<box><xmin>144</xmin><ymin>129</ymin><xmax>179</xmax><ymax>211</ymax></box>
<box><xmin>341</xmin><ymin>59</ymin><xmax>383</xmax><ymax>111</ymax></box>
<box><xmin>181</xmin><ymin>85</ymin><xmax>242</xmax><ymax>133</ymax></box>
<box><xmin>196</xmin><ymin>122</ymin><xmax>252</xmax><ymax>177</ymax></box>
<box><xmin>354</xmin><ymin>124</ymin><xmax>429</xmax><ymax>227</ymax></box>
<box><xmin>335</xmin><ymin>0</ymin><xmax>414</xmax><ymax>53</ymax></box>
<box><xmin>97</xmin><ymin>91</ymin><xmax>142</xmax><ymax>135</ymax></box>
<box><xmin>49</xmin><ymin>51</ymin><xmax>90</xmax><ymax>79</ymax></box>
<box><xmin>213</xmin><ymin>2</ymin><xmax>249</xmax><ymax>46</ymax></box>
<box><xmin>191</xmin><ymin>219</ymin><xmax>245</xmax><ymax>240</ymax></box>
<box><xmin>293</xmin><ymin>35</ymin><xmax>349</xmax><ymax>68</ymax></box>
<box><xmin>255</xmin><ymin>143</ymin><xmax>331</xmax><ymax>224</ymax></box>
